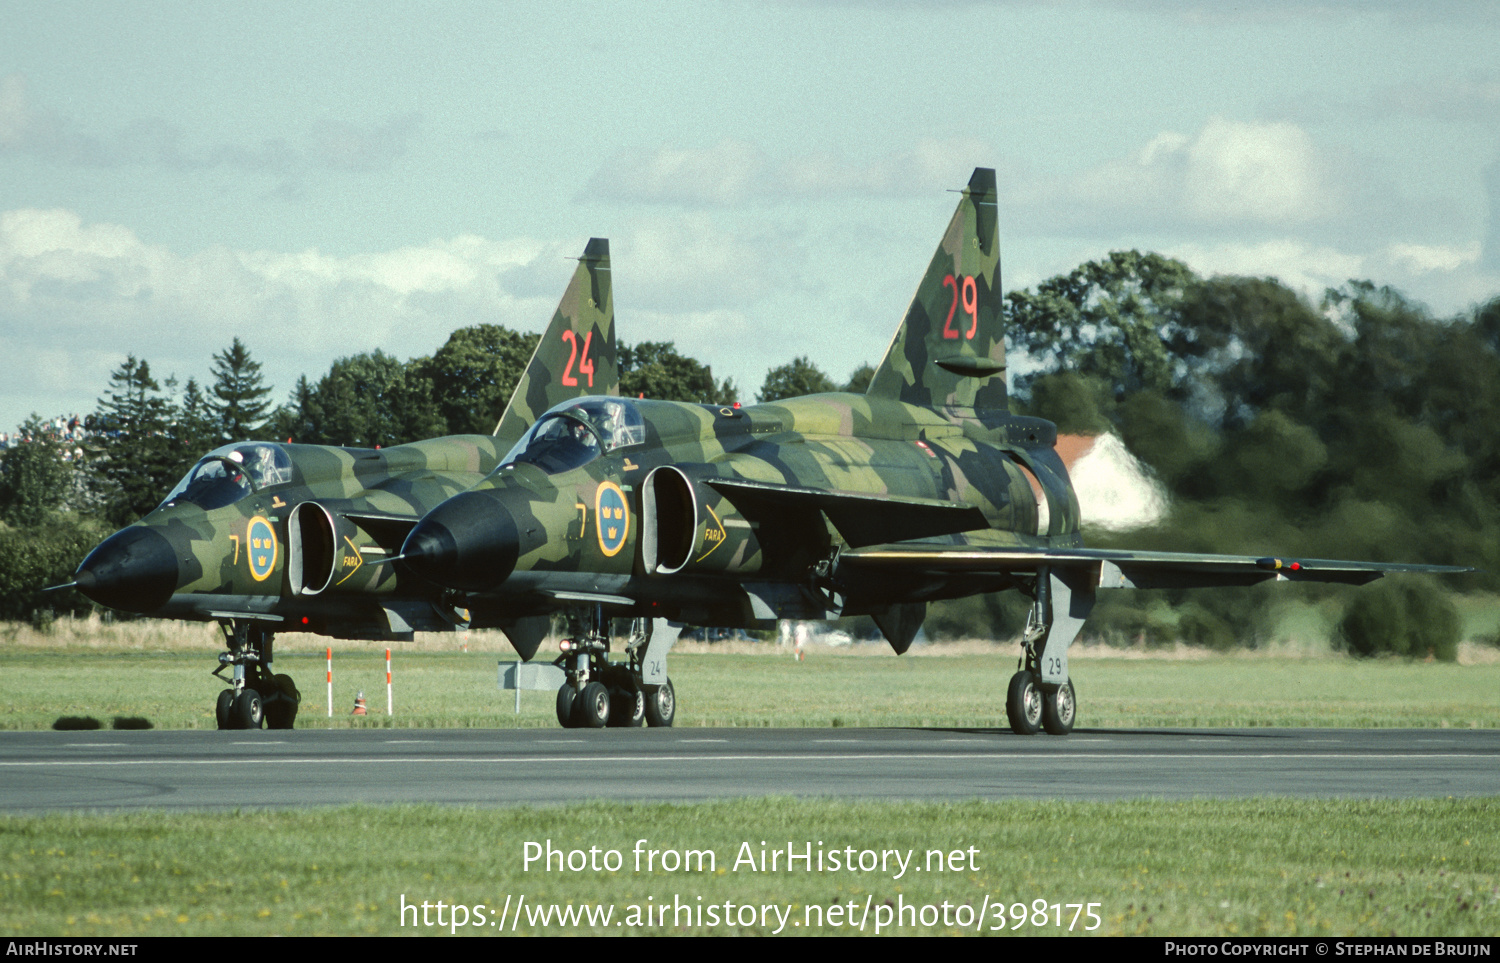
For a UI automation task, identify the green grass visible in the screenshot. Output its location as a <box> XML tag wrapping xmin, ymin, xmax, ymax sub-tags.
<box><xmin>3</xmin><ymin>625</ymin><xmax>1498</xmax><ymax>938</ymax></box>
<box><xmin>1</xmin><ymin>798</ymin><xmax>1494</xmax><ymax>937</ymax></box>
<box><xmin>2</xmin><ymin>645</ymin><xmax>1497</xmax><ymax>731</ymax></box>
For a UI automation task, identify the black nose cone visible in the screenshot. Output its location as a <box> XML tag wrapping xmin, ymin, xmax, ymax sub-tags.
<box><xmin>401</xmin><ymin>491</ymin><xmax>522</xmax><ymax>593</ymax></box>
<box><xmin>74</xmin><ymin>526</ymin><xmax>180</xmax><ymax>613</ymax></box>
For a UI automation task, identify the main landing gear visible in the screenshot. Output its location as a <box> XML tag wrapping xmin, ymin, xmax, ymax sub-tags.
<box><xmin>1005</xmin><ymin>669</ymin><xmax>1076</xmax><ymax>736</ymax></box>
<box><xmin>1006</xmin><ymin>568</ymin><xmax>1093</xmax><ymax>736</ymax></box>
<box><xmin>553</xmin><ymin>611</ymin><xmax>675</xmax><ymax>729</ymax></box>
<box><xmin>213</xmin><ymin>620</ymin><xmax>301</xmax><ymax>730</ymax></box>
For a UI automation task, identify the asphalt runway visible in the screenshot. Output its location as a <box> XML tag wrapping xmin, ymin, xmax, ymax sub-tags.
<box><xmin>1</xmin><ymin>727</ymin><xmax>1497</xmax><ymax>811</ymax></box>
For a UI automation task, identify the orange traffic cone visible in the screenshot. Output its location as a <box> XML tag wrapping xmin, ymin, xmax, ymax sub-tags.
<box><xmin>351</xmin><ymin>691</ymin><xmax>368</xmax><ymax>716</ymax></box>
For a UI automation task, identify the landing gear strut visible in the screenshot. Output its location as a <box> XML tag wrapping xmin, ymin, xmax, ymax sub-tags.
<box><xmin>1007</xmin><ymin>568</ymin><xmax>1093</xmax><ymax>736</ymax></box>
<box><xmin>213</xmin><ymin>620</ymin><xmax>300</xmax><ymax>730</ymax></box>
<box><xmin>554</xmin><ymin>610</ymin><xmax>672</xmax><ymax>729</ymax></box>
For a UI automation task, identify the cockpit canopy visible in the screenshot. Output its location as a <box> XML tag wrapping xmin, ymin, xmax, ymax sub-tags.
<box><xmin>499</xmin><ymin>398</ymin><xmax>645</xmax><ymax>475</ymax></box>
<box><xmin>160</xmin><ymin>443</ymin><xmax>294</xmax><ymax>511</ymax></box>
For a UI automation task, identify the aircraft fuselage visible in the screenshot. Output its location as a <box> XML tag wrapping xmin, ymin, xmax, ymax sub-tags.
<box><xmin>75</xmin><ymin>435</ymin><xmax>504</xmax><ymax>638</ymax></box>
<box><xmin>410</xmin><ymin>393</ymin><xmax>1083</xmax><ymax>629</ymax></box>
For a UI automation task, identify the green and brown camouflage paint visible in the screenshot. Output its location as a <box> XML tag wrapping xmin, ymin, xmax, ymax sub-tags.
<box><xmin>73</xmin><ymin>240</ymin><xmax>618</xmax><ymax>641</ymax></box>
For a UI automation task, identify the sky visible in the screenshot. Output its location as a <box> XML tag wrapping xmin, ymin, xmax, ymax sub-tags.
<box><xmin>2</xmin><ymin>0</ymin><xmax>1498</xmax><ymax>434</ymax></box>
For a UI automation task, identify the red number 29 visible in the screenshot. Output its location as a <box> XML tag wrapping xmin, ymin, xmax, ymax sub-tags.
<box><xmin>941</xmin><ymin>274</ymin><xmax>979</xmax><ymax>340</ymax></box>
<box><xmin>561</xmin><ymin>330</ymin><xmax>596</xmax><ymax>387</ymax></box>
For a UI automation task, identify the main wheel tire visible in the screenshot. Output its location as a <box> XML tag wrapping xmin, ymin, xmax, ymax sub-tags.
<box><xmin>644</xmin><ymin>677</ymin><xmax>675</xmax><ymax>728</ymax></box>
<box><xmin>556</xmin><ymin>684</ymin><xmax>578</xmax><ymax>728</ymax></box>
<box><xmin>608</xmin><ymin>685</ymin><xmax>645</xmax><ymax>727</ymax></box>
<box><xmin>215</xmin><ymin>689</ymin><xmax>235</xmax><ymax>730</ymax></box>
<box><xmin>1041</xmin><ymin>678</ymin><xmax>1076</xmax><ymax>736</ymax></box>
<box><xmin>231</xmin><ymin>688</ymin><xmax>264</xmax><ymax>730</ymax></box>
<box><xmin>579</xmin><ymin>682</ymin><xmax>611</xmax><ymax>728</ymax></box>
<box><xmin>265</xmin><ymin>674</ymin><xmax>300</xmax><ymax>730</ymax></box>
<box><xmin>1006</xmin><ymin>670</ymin><xmax>1042</xmax><ymax>736</ymax></box>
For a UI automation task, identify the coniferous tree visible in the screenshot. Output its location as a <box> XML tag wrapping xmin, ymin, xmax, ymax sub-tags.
<box><xmin>176</xmin><ymin>377</ymin><xmax>221</xmax><ymax>455</ymax></box>
<box><xmin>0</xmin><ymin>415</ymin><xmax>73</xmax><ymax>527</ymax></box>
<box><xmin>210</xmin><ymin>338</ymin><xmax>273</xmax><ymax>441</ymax></box>
<box><xmin>89</xmin><ymin>356</ymin><xmax>179</xmax><ymax>525</ymax></box>
<box><xmin>265</xmin><ymin>376</ymin><xmax>317</xmax><ymax>444</ymax></box>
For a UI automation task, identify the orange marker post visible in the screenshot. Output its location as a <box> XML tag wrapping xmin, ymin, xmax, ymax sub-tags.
<box><xmin>386</xmin><ymin>648</ymin><xmax>393</xmax><ymax>716</ymax></box>
<box><xmin>326</xmin><ymin>647</ymin><xmax>333</xmax><ymax>718</ymax></box>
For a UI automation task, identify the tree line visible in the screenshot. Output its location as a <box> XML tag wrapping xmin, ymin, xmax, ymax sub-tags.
<box><xmin>0</xmin><ymin>326</ymin><xmax>841</xmax><ymax>621</ymax></box>
<box><xmin>997</xmin><ymin>253</ymin><xmax>1500</xmax><ymax>658</ymax></box>
<box><xmin>4</xmin><ymin>255</ymin><xmax>1497</xmax><ymax>657</ymax></box>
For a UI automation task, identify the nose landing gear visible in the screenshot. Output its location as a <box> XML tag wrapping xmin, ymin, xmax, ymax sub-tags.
<box><xmin>554</xmin><ymin>611</ymin><xmax>674</xmax><ymax>729</ymax></box>
<box><xmin>213</xmin><ymin>620</ymin><xmax>300</xmax><ymax>730</ymax></box>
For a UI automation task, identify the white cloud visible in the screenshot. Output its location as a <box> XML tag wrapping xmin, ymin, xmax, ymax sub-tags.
<box><xmin>1014</xmin><ymin>117</ymin><xmax>1340</xmax><ymax>234</ymax></box>
<box><xmin>586</xmin><ymin>139</ymin><xmax>764</xmax><ymax>206</ymax></box>
<box><xmin>996</xmin><ymin>115</ymin><xmax>1493</xmax><ymax>316</ymax></box>
<box><xmin>621</xmin><ymin>307</ymin><xmax>758</xmax><ymax>386</ymax></box>
<box><xmin>1384</xmin><ymin>241</ymin><xmax>1481</xmax><ymax>275</ymax></box>
<box><xmin>1138</xmin><ymin>131</ymin><xmax>1190</xmax><ymax>165</ymax></box>
<box><xmin>0</xmin><ymin>207</ymin><xmax>852</xmax><ymax>431</ymax></box>
<box><xmin>1182</xmin><ymin>118</ymin><xmax>1331</xmax><ymax>225</ymax></box>
<box><xmin>779</xmin><ymin>138</ymin><xmax>995</xmax><ymax>197</ymax></box>
<box><xmin>0</xmin><ymin>208</ymin><xmax>566</xmax><ymax>430</ymax></box>
<box><xmin>615</xmin><ymin>214</ymin><xmax>805</xmax><ymax>312</ymax></box>
<box><xmin>1164</xmin><ymin>238</ymin><xmax>1365</xmax><ymax>294</ymax></box>
<box><xmin>1158</xmin><ymin>237</ymin><xmax>1499</xmax><ymax>319</ymax></box>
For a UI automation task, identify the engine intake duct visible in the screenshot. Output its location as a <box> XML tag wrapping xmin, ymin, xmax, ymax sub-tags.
<box><xmin>641</xmin><ymin>465</ymin><xmax>764</xmax><ymax>577</ymax></box>
<box><xmin>288</xmin><ymin>501</ymin><xmax>393</xmax><ymax>596</ymax></box>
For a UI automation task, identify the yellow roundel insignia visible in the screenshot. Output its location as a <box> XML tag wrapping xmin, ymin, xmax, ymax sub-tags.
<box><xmin>594</xmin><ymin>481</ymin><xmax>629</xmax><ymax>557</ymax></box>
<box><xmin>247</xmin><ymin>516</ymin><xmax>278</xmax><ymax>582</ymax></box>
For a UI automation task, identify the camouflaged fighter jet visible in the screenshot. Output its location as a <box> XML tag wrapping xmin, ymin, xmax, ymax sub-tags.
<box><xmin>398</xmin><ymin>169</ymin><xmax>1471</xmax><ymax>734</ymax></box>
<box><xmin>69</xmin><ymin>239</ymin><xmax>619</xmax><ymax>730</ymax></box>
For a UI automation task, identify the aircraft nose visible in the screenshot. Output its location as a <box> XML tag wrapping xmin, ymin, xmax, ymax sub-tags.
<box><xmin>401</xmin><ymin>490</ymin><xmax>524</xmax><ymax>593</ymax></box>
<box><xmin>73</xmin><ymin>526</ymin><xmax>180</xmax><ymax>613</ymax></box>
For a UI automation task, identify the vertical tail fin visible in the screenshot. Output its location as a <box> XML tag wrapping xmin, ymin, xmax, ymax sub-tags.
<box><xmin>866</xmin><ymin>168</ymin><xmax>1005</xmax><ymax>410</ymax></box>
<box><xmin>493</xmin><ymin>238</ymin><xmax>618</xmax><ymax>446</ymax></box>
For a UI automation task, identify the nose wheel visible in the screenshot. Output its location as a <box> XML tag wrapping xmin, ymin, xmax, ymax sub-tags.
<box><xmin>213</xmin><ymin>620</ymin><xmax>300</xmax><ymax>730</ymax></box>
<box><xmin>608</xmin><ymin>683</ymin><xmax>646</xmax><ymax>727</ymax></box>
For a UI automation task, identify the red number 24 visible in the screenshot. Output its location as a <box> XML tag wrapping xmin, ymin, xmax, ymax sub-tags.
<box><xmin>561</xmin><ymin>330</ymin><xmax>596</xmax><ymax>387</ymax></box>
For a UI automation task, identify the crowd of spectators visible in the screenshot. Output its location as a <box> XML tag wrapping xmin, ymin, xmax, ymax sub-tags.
<box><xmin>0</xmin><ymin>415</ymin><xmax>89</xmax><ymax>461</ymax></box>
